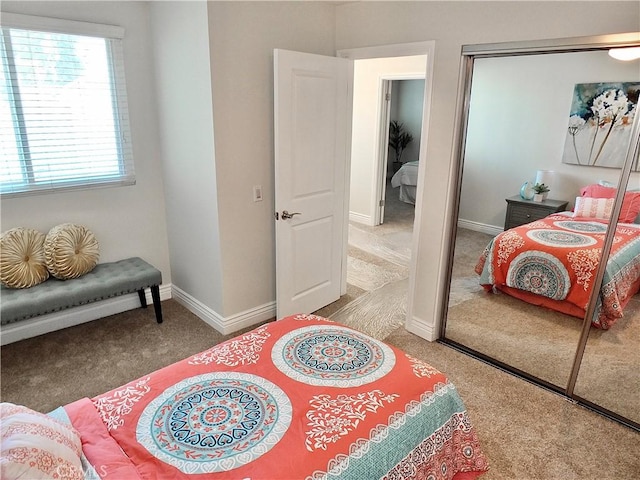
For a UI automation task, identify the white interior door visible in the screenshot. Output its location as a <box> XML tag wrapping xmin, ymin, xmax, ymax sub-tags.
<box><xmin>274</xmin><ymin>49</ymin><xmax>352</xmax><ymax>318</ymax></box>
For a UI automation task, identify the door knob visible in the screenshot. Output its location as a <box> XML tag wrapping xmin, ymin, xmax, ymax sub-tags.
<box><xmin>281</xmin><ymin>210</ymin><xmax>301</xmax><ymax>220</ymax></box>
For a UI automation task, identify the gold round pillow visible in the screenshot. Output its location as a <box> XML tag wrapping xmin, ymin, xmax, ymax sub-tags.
<box><xmin>0</xmin><ymin>227</ymin><xmax>49</xmax><ymax>288</ymax></box>
<box><xmin>45</xmin><ymin>223</ymin><xmax>100</xmax><ymax>280</ymax></box>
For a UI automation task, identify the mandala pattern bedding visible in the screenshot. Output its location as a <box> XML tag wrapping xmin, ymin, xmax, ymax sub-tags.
<box><xmin>475</xmin><ymin>213</ymin><xmax>640</xmax><ymax>329</ymax></box>
<box><xmin>60</xmin><ymin>315</ymin><xmax>488</xmax><ymax>479</ymax></box>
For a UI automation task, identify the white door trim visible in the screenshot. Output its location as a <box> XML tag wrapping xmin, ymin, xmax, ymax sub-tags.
<box><xmin>376</xmin><ymin>79</ymin><xmax>392</xmax><ymax>226</ymax></box>
<box><xmin>376</xmin><ymin>74</ymin><xmax>426</xmax><ymax>226</ymax></box>
<box><xmin>337</xmin><ymin>41</ymin><xmax>436</xmax><ymax>340</ymax></box>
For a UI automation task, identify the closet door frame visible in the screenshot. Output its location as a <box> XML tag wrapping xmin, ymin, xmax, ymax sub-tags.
<box><xmin>441</xmin><ymin>32</ymin><xmax>640</xmax><ymax>432</ymax></box>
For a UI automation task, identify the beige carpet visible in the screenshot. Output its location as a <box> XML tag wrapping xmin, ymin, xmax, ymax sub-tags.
<box><xmin>446</xmin><ymin>227</ymin><xmax>640</xmax><ymax>424</ymax></box>
<box><xmin>385</xmin><ymin>326</ymin><xmax>640</xmax><ymax>480</ymax></box>
<box><xmin>3</xmin><ymin>197</ymin><xmax>638</xmax><ymax>478</ymax></box>
<box><xmin>0</xmin><ymin>301</ymin><xmax>269</xmax><ymax>413</ymax></box>
<box><xmin>315</xmin><ymin>179</ymin><xmax>413</xmax><ymax>340</ymax></box>
<box><xmin>2</xmin><ymin>300</ymin><xmax>638</xmax><ymax>479</ymax></box>
<box><xmin>312</xmin><ymin>282</ymin><xmax>366</xmax><ymax>319</ymax></box>
<box><xmin>346</xmin><ymin>244</ymin><xmax>409</xmax><ymax>291</ymax></box>
<box><xmin>329</xmin><ymin>277</ymin><xmax>408</xmax><ymax>340</ymax></box>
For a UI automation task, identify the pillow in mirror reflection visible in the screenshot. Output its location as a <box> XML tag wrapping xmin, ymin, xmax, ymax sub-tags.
<box><xmin>580</xmin><ymin>184</ymin><xmax>640</xmax><ymax>223</ymax></box>
<box><xmin>573</xmin><ymin>196</ymin><xmax>614</xmax><ymax>220</ymax></box>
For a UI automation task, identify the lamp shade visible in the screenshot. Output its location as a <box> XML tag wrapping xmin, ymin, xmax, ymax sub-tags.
<box><xmin>535</xmin><ymin>170</ymin><xmax>553</xmax><ymax>190</ymax></box>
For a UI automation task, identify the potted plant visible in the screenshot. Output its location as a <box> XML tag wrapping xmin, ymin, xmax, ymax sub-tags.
<box><xmin>389</xmin><ymin>120</ymin><xmax>414</xmax><ymax>172</ymax></box>
<box><xmin>532</xmin><ymin>183</ymin><xmax>550</xmax><ymax>202</ymax></box>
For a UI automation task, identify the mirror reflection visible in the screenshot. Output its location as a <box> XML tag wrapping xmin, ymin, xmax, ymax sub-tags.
<box><xmin>444</xmin><ymin>48</ymin><xmax>640</xmax><ymax>396</ymax></box>
<box><xmin>574</xmin><ymin>145</ymin><xmax>640</xmax><ymax>426</ymax></box>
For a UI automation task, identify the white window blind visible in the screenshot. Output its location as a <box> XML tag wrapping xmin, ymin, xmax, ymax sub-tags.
<box><xmin>0</xmin><ymin>13</ymin><xmax>134</xmax><ymax>197</ymax></box>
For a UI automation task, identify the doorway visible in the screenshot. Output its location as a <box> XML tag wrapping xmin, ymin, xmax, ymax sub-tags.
<box><xmin>347</xmin><ymin>75</ymin><xmax>423</xmax><ymax>291</ymax></box>
<box><xmin>382</xmin><ymin>78</ymin><xmax>424</xmax><ymax>223</ymax></box>
<box><xmin>313</xmin><ymin>44</ymin><xmax>433</xmax><ymax>340</ymax></box>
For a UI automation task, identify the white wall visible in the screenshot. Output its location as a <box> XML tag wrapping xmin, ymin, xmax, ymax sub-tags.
<box><xmin>4</xmin><ymin>1</ymin><xmax>638</xmax><ymax>340</ymax></box>
<box><xmin>391</xmin><ymin>79</ymin><xmax>424</xmax><ymax>164</ymax></box>
<box><xmin>207</xmin><ymin>2</ymin><xmax>336</xmax><ymax>318</ymax></box>
<box><xmin>336</xmin><ymin>0</ymin><xmax>640</xmax><ymax>339</ymax></box>
<box><xmin>461</xmin><ymin>51</ymin><xmax>640</xmax><ymax>230</ymax></box>
<box><xmin>1</xmin><ymin>0</ymin><xmax>337</xmax><ymax>333</ymax></box>
<box><xmin>350</xmin><ymin>56</ymin><xmax>426</xmax><ymax>224</ymax></box>
<box><xmin>149</xmin><ymin>2</ymin><xmax>223</xmax><ymax>313</ymax></box>
<box><xmin>0</xmin><ymin>1</ymin><xmax>171</xmax><ymax>283</ymax></box>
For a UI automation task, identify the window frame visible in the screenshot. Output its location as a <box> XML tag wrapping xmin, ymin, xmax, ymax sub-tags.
<box><xmin>0</xmin><ymin>13</ymin><xmax>135</xmax><ymax>198</ymax></box>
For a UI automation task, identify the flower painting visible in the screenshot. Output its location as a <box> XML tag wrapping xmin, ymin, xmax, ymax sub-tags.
<box><xmin>562</xmin><ymin>82</ymin><xmax>639</xmax><ymax>171</ymax></box>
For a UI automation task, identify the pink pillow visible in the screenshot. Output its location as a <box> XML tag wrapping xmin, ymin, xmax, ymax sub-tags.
<box><xmin>0</xmin><ymin>403</ymin><xmax>84</xmax><ymax>480</ymax></box>
<box><xmin>619</xmin><ymin>192</ymin><xmax>640</xmax><ymax>223</ymax></box>
<box><xmin>573</xmin><ymin>197</ymin><xmax>615</xmax><ymax>219</ymax></box>
<box><xmin>580</xmin><ymin>184</ymin><xmax>640</xmax><ymax>223</ymax></box>
<box><xmin>579</xmin><ymin>184</ymin><xmax>615</xmax><ymax>198</ymax></box>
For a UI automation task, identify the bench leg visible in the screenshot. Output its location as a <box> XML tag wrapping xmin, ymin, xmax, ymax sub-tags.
<box><xmin>137</xmin><ymin>289</ymin><xmax>148</xmax><ymax>308</ymax></box>
<box><xmin>151</xmin><ymin>285</ymin><xmax>163</xmax><ymax>324</ymax></box>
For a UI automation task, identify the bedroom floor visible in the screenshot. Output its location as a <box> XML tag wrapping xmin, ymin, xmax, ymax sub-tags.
<box><xmin>445</xmin><ymin>227</ymin><xmax>640</xmax><ymax>424</ymax></box>
<box><xmin>315</xmin><ymin>197</ymin><xmax>640</xmax><ymax>427</ymax></box>
<box><xmin>2</xmin><ymin>203</ymin><xmax>638</xmax><ymax>479</ymax></box>
<box><xmin>313</xmin><ymin>180</ymin><xmax>414</xmax><ymax>339</ymax></box>
<box><xmin>3</xmin><ymin>297</ymin><xmax>639</xmax><ymax>480</ymax></box>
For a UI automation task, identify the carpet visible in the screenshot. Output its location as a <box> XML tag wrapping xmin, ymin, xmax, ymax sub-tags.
<box><xmin>385</xmin><ymin>325</ymin><xmax>640</xmax><ymax>480</ymax></box>
<box><xmin>446</xmin><ymin>227</ymin><xmax>640</xmax><ymax>424</ymax></box>
<box><xmin>329</xmin><ymin>277</ymin><xmax>408</xmax><ymax>340</ymax></box>
<box><xmin>346</xmin><ymin>244</ymin><xmax>409</xmax><ymax>291</ymax></box>
<box><xmin>0</xmin><ymin>300</ymin><xmax>269</xmax><ymax>413</ymax></box>
<box><xmin>1</xmin><ymin>300</ymin><xmax>638</xmax><ymax>479</ymax></box>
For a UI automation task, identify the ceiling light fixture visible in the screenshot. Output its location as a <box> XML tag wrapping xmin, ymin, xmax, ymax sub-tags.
<box><xmin>608</xmin><ymin>46</ymin><xmax>640</xmax><ymax>61</ymax></box>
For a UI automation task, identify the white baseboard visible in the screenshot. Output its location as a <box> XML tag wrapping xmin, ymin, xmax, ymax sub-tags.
<box><xmin>349</xmin><ymin>211</ymin><xmax>373</xmax><ymax>226</ymax></box>
<box><xmin>0</xmin><ymin>284</ymin><xmax>173</xmax><ymax>346</ymax></box>
<box><xmin>171</xmin><ymin>286</ymin><xmax>276</xmax><ymax>335</ymax></box>
<box><xmin>458</xmin><ymin>218</ymin><xmax>503</xmax><ymax>236</ymax></box>
<box><xmin>405</xmin><ymin>313</ymin><xmax>438</xmax><ymax>342</ymax></box>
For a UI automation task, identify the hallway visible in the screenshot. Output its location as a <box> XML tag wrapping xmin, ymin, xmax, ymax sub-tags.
<box><xmin>314</xmin><ymin>180</ymin><xmax>415</xmax><ymax>339</ymax></box>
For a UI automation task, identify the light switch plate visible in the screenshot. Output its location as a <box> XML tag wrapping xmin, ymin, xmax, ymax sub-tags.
<box><xmin>253</xmin><ymin>185</ymin><xmax>263</xmax><ymax>202</ymax></box>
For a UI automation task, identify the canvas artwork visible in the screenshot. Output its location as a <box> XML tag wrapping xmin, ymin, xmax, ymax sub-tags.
<box><xmin>562</xmin><ymin>82</ymin><xmax>640</xmax><ymax>171</ymax></box>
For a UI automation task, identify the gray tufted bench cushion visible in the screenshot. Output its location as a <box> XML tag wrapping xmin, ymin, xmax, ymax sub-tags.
<box><xmin>0</xmin><ymin>257</ymin><xmax>163</xmax><ymax>326</ymax></box>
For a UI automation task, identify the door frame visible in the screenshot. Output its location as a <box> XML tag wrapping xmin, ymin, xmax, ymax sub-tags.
<box><xmin>376</xmin><ymin>74</ymin><xmax>427</xmax><ymax>226</ymax></box>
<box><xmin>376</xmin><ymin>78</ymin><xmax>393</xmax><ymax>226</ymax></box>
<box><xmin>337</xmin><ymin>41</ymin><xmax>436</xmax><ymax>331</ymax></box>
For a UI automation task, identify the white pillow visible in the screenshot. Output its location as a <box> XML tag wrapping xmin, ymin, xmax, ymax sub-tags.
<box><xmin>1</xmin><ymin>403</ymin><xmax>84</xmax><ymax>480</ymax></box>
<box><xmin>573</xmin><ymin>196</ymin><xmax>614</xmax><ymax>219</ymax></box>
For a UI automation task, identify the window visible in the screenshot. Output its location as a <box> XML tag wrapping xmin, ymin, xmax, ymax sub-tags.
<box><xmin>0</xmin><ymin>14</ymin><xmax>134</xmax><ymax>197</ymax></box>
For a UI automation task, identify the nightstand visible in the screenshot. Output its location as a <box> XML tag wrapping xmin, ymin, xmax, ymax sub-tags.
<box><xmin>504</xmin><ymin>196</ymin><xmax>569</xmax><ymax>230</ymax></box>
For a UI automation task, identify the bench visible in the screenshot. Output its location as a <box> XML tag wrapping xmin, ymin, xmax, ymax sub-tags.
<box><xmin>0</xmin><ymin>257</ymin><xmax>163</xmax><ymax>327</ymax></box>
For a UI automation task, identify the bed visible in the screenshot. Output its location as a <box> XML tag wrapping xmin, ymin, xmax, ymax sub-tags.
<box><xmin>390</xmin><ymin>161</ymin><xmax>419</xmax><ymax>204</ymax></box>
<box><xmin>475</xmin><ymin>194</ymin><xmax>640</xmax><ymax>329</ymax></box>
<box><xmin>1</xmin><ymin>314</ymin><xmax>489</xmax><ymax>479</ymax></box>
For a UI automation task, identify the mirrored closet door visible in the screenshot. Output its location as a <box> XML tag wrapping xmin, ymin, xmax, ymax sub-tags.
<box><xmin>572</xmin><ymin>111</ymin><xmax>640</xmax><ymax>428</ymax></box>
<box><xmin>441</xmin><ymin>33</ymin><xmax>640</xmax><ymax>430</ymax></box>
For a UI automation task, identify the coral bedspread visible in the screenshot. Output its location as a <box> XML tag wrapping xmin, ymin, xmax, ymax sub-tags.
<box><xmin>475</xmin><ymin>213</ymin><xmax>640</xmax><ymax>329</ymax></box>
<box><xmin>61</xmin><ymin>315</ymin><xmax>488</xmax><ymax>479</ymax></box>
